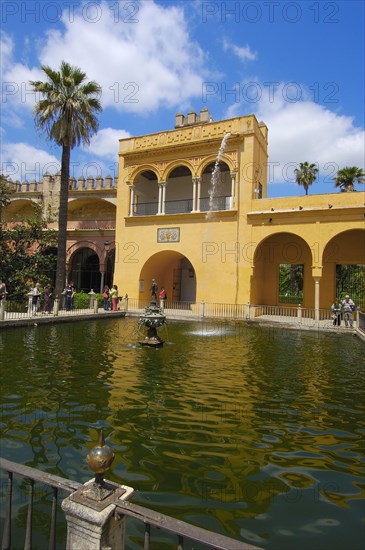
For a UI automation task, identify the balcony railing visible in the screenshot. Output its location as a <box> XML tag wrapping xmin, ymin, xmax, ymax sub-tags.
<box><xmin>131</xmin><ymin>196</ymin><xmax>231</xmax><ymax>216</ymax></box>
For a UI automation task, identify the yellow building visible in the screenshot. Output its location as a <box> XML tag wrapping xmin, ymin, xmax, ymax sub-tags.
<box><xmin>115</xmin><ymin>110</ymin><xmax>365</xmax><ymax>310</ymax></box>
<box><xmin>3</xmin><ymin>174</ymin><xmax>117</xmax><ymax>292</ymax></box>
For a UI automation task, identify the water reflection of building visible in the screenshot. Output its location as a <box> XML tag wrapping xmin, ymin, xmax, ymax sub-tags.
<box><xmin>3</xmin><ymin>110</ymin><xmax>364</xmax><ymax>304</ymax></box>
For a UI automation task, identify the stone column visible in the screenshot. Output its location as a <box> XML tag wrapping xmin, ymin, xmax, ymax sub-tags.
<box><xmin>157</xmin><ymin>183</ymin><xmax>163</xmax><ymax>215</ymax></box>
<box><xmin>61</xmin><ymin>481</ymin><xmax>134</xmax><ymax>550</ymax></box>
<box><xmin>192</xmin><ymin>178</ymin><xmax>197</xmax><ymax>212</ymax></box>
<box><xmin>314</xmin><ymin>277</ymin><xmax>321</xmax><ymax>323</ymax></box>
<box><xmin>0</xmin><ymin>300</ymin><xmax>5</xmax><ymax>321</ymax></box>
<box><xmin>158</xmin><ymin>182</ymin><xmax>167</xmax><ymax>215</ymax></box>
<box><xmin>196</xmin><ymin>177</ymin><xmax>201</xmax><ymax>212</ymax></box>
<box><xmin>128</xmin><ymin>185</ymin><xmax>135</xmax><ymax>216</ymax></box>
<box><xmin>100</xmin><ymin>272</ymin><xmax>105</xmax><ymax>293</ymax></box>
<box><xmin>161</xmin><ymin>183</ymin><xmax>167</xmax><ymax>214</ymax></box>
<box><xmin>230</xmin><ymin>172</ymin><xmax>236</xmax><ymax>209</ymax></box>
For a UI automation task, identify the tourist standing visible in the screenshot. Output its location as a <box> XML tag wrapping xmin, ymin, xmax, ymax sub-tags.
<box><xmin>110</xmin><ymin>284</ymin><xmax>118</xmax><ymax>311</ymax></box>
<box><xmin>151</xmin><ymin>278</ymin><xmax>158</xmax><ymax>299</ymax></box>
<box><xmin>159</xmin><ymin>287</ymin><xmax>167</xmax><ymax>309</ymax></box>
<box><xmin>342</xmin><ymin>294</ymin><xmax>355</xmax><ymax>328</ymax></box>
<box><xmin>0</xmin><ymin>280</ymin><xmax>7</xmax><ymax>301</ymax></box>
<box><xmin>103</xmin><ymin>285</ymin><xmax>110</xmax><ymax>310</ymax></box>
<box><xmin>331</xmin><ymin>298</ymin><xmax>342</xmax><ymax>326</ymax></box>
<box><xmin>43</xmin><ymin>284</ymin><xmax>53</xmax><ymax>314</ymax></box>
<box><xmin>31</xmin><ymin>283</ymin><xmax>41</xmax><ymax>316</ymax></box>
<box><xmin>63</xmin><ymin>284</ymin><xmax>75</xmax><ymax>311</ymax></box>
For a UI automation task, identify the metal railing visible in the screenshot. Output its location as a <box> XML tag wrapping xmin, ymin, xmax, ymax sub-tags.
<box><xmin>0</xmin><ymin>457</ymin><xmax>259</xmax><ymax>550</ymax></box>
<box><xmin>125</xmin><ymin>300</ymin><xmax>359</xmax><ymax>328</ymax></box>
<box><xmin>131</xmin><ymin>196</ymin><xmax>231</xmax><ymax>216</ymax></box>
<box><xmin>1</xmin><ymin>297</ymin><xmax>359</xmax><ymax>329</ymax></box>
<box><xmin>114</xmin><ymin>499</ymin><xmax>258</xmax><ymax>549</ymax></box>
<box><xmin>0</xmin><ymin>457</ymin><xmax>81</xmax><ymax>550</ymax></box>
<box><xmin>0</xmin><ymin>297</ymin><xmax>128</xmax><ymax>321</ymax></box>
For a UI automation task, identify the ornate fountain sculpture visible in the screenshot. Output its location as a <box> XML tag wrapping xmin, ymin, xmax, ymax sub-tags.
<box><xmin>138</xmin><ymin>299</ymin><xmax>166</xmax><ymax>347</ymax></box>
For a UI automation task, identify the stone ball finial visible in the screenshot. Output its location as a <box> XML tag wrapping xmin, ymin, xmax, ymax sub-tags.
<box><xmin>86</xmin><ymin>429</ymin><xmax>114</xmax><ymax>477</ymax></box>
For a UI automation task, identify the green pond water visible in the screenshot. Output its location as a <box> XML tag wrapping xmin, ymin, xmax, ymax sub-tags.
<box><xmin>0</xmin><ymin>318</ymin><xmax>364</xmax><ymax>550</ymax></box>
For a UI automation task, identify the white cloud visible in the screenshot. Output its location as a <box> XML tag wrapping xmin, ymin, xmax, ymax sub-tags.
<box><xmin>36</xmin><ymin>1</ymin><xmax>206</xmax><ymax>113</ymax></box>
<box><xmin>225</xmin><ymin>82</ymin><xmax>365</xmax><ymax>186</ymax></box>
<box><xmin>1</xmin><ymin>1</ymin><xmax>207</xmax><ymax>117</ymax></box>
<box><xmin>85</xmin><ymin>128</ymin><xmax>131</xmax><ymax>159</ymax></box>
<box><xmin>222</xmin><ymin>39</ymin><xmax>257</xmax><ymax>61</ymax></box>
<box><xmin>1</xmin><ymin>142</ymin><xmax>60</xmax><ymax>181</ymax></box>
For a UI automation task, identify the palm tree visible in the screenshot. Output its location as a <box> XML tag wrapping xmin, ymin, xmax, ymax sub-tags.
<box><xmin>30</xmin><ymin>62</ymin><xmax>102</xmax><ymax>298</ymax></box>
<box><xmin>294</xmin><ymin>162</ymin><xmax>319</xmax><ymax>195</ymax></box>
<box><xmin>333</xmin><ymin>166</ymin><xmax>365</xmax><ymax>192</ymax></box>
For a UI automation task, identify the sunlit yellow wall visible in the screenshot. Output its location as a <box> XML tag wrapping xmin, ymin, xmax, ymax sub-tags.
<box><xmin>114</xmin><ymin>114</ymin><xmax>365</xmax><ymax>307</ymax></box>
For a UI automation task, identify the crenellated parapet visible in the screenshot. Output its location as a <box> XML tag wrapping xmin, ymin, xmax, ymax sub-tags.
<box><xmin>3</xmin><ymin>173</ymin><xmax>118</xmax><ymax>221</ymax></box>
<box><xmin>6</xmin><ymin>173</ymin><xmax>118</xmax><ymax>194</ymax></box>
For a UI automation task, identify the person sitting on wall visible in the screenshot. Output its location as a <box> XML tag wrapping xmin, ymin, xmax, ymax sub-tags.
<box><xmin>331</xmin><ymin>298</ymin><xmax>342</xmax><ymax>326</ymax></box>
<box><xmin>342</xmin><ymin>294</ymin><xmax>355</xmax><ymax>328</ymax></box>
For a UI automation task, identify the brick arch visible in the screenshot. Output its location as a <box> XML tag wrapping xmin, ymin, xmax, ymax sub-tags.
<box><xmin>66</xmin><ymin>241</ymin><xmax>100</xmax><ymax>270</ymax></box>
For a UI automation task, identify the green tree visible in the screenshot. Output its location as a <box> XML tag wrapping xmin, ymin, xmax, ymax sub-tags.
<box><xmin>0</xmin><ymin>184</ymin><xmax>57</xmax><ymax>300</ymax></box>
<box><xmin>0</xmin><ymin>175</ymin><xmax>13</xmax><ymax>218</ymax></box>
<box><xmin>294</xmin><ymin>162</ymin><xmax>319</xmax><ymax>195</ymax></box>
<box><xmin>333</xmin><ymin>166</ymin><xmax>365</xmax><ymax>192</ymax></box>
<box><xmin>30</xmin><ymin>61</ymin><xmax>102</xmax><ymax>298</ymax></box>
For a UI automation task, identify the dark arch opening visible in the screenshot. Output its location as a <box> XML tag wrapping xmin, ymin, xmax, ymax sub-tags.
<box><xmin>70</xmin><ymin>247</ymin><xmax>100</xmax><ymax>292</ymax></box>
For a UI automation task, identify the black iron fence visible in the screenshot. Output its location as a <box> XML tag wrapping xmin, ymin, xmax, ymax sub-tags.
<box><xmin>0</xmin><ymin>457</ymin><xmax>260</xmax><ymax>550</ymax></box>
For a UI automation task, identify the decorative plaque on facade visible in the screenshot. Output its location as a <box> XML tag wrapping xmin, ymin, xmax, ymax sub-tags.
<box><xmin>157</xmin><ymin>227</ymin><xmax>180</xmax><ymax>243</ymax></box>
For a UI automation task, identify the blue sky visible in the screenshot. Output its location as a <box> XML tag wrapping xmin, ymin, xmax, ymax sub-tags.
<box><xmin>1</xmin><ymin>0</ymin><xmax>364</xmax><ymax>197</ymax></box>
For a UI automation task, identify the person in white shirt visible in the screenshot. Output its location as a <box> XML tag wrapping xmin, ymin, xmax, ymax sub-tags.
<box><xmin>342</xmin><ymin>294</ymin><xmax>355</xmax><ymax>328</ymax></box>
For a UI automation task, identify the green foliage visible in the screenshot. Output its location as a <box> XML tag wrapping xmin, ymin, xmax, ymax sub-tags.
<box><xmin>30</xmin><ymin>61</ymin><xmax>103</xmax><ymax>298</ymax></box>
<box><xmin>333</xmin><ymin>166</ymin><xmax>365</xmax><ymax>192</ymax></box>
<box><xmin>336</xmin><ymin>264</ymin><xmax>365</xmax><ymax>308</ymax></box>
<box><xmin>279</xmin><ymin>264</ymin><xmax>304</xmax><ymax>304</ymax></box>
<box><xmin>72</xmin><ymin>291</ymin><xmax>103</xmax><ymax>309</ymax></box>
<box><xmin>30</xmin><ymin>61</ymin><xmax>102</xmax><ymax>149</ymax></box>
<box><xmin>0</xmin><ymin>175</ymin><xmax>13</xmax><ymax>217</ymax></box>
<box><xmin>0</xmin><ymin>193</ymin><xmax>57</xmax><ymax>300</ymax></box>
<box><xmin>294</xmin><ymin>162</ymin><xmax>319</xmax><ymax>195</ymax></box>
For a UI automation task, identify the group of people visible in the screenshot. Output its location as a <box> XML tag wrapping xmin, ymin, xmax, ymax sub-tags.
<box><xmin>29</xmin><ymin>282</ymin><xmax>76</xmax><ymax>315</ymax></box>
<box><xmin>331</xmin><ymin>295</ymin><xmax>356</xmax><ymax>328</ymax></box>
<box><xmin>102</xmin><ymin>284</ymin><xmax>121</xmax><ymax>311</ymax></box>
<box><xmin>29</xmin><ymin>282</ymin><xmax>54</xmax><ymax>315</ymax></box>
<box><xmin>151</xmin><ymin>279</ymin><xmax>167</xmax><ymax>307</ymax></box>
